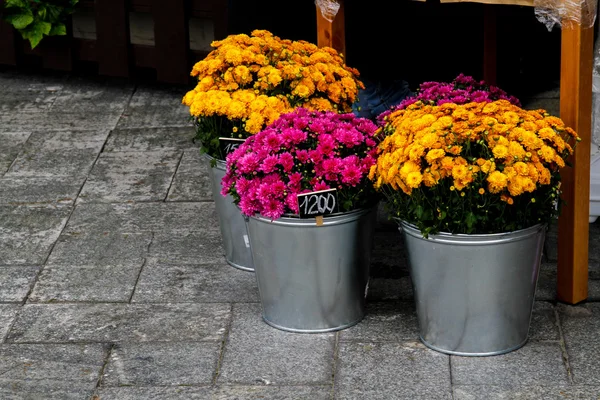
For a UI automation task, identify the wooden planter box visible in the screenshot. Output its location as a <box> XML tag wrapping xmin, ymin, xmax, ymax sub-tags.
<box><xmin>0</xmin><ymin>0</ymin><xmax>228</xmax><ymax>84</ymax></box>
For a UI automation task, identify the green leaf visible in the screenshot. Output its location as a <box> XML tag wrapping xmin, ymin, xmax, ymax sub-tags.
<box><xmin>5</xmin><ymin>12</ymin><xmax>34</xmax><ymax>29</ymax></box>
<box><xmin>465</xmin><ymin>212</ymin><xmax>477</xmax><ymax>230</ymax></box>
<box><xmin>4</xmin><ymin>0</ymin><xmax>28</xmax><ymax>8</ymax></box>
<box><xmin>22</xmin><ymin>20</ymin><xmax>52</xmax><ymax>48</ymax></box>
<box><xmin>49</xmin><ymin>22</ymin><xmax>66</xmax><ymax>36</ymax></box>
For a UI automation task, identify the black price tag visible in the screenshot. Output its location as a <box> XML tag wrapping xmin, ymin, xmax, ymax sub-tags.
<box><xmin>219</xmin><ymin>137</ymin><xmax>245</xmax><ymax>156</ymax></box>
<box><xmin>297</xmin><ymin>189</ymin><xmax>338</xmax><ymax>218</ymax></box>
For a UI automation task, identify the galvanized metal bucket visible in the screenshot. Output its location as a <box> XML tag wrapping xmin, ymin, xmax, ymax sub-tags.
<box><xmin>400</xmin><ymin>221</ymin><xmax>546</xmax><ymax>356</ymax></box>
<box><xmin>205</xmin><ymin>155</ymin><xmax>254</xmax><ymax>272</ymax></box>
<box><xmin>247</xmin><ymin>207</ymin><xmax>376</xmax><ymax>332</ymax></box>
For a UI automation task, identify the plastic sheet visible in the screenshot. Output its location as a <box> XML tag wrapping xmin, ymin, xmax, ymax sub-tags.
<box><xmin>533</xmin><ymin>0</ymin><xmax>598</xmax><ymax>31</ymax></box>
<box><xmin>315</xmin><ymin>0</ymin><xmax>340</xmax><ymax>22</ymax></box>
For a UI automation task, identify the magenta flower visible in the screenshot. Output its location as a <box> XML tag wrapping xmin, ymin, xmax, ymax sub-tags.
<box><xmin>222</xmin><ymin>109</ymin><xmax>379</xmax><ymax>219</ymax></box>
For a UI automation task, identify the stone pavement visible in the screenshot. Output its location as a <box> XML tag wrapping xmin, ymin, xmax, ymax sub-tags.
<box><xmin>0</xmin><ymin>68</ymin><xmax>600</xmax><ymax>399</ymax></box>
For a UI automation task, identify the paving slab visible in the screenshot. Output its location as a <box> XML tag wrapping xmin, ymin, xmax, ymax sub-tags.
<box><xmin>0</xmin><ymin>176</ymin><xmax>82</xmax><ymax>205</ymax></box>
<box><xmin>104</xmin><ymin>127</ymin><xmax>196</xmax><ymax>152</ymax></box>
<box><xmin>0</xmin><ymin>304</ymin><xmax>20</xmax><ymax>341</ymax></box>
<box><xmin>96</xmin><ymin>385</ymin><xmax>332</xmax><ymax>400</ymax></box>
<box><xmin>218</xmin><ymin>303</ymin><xmax>335</xmax><ymax>385</ymax></box>
<box><xmin>5</xmin><ymin>130</ymin><xmax>109</xmax><ymax>177</ymax></box>
<box><xmin>0</xmin><ymin>266</ymin><xmax>40</xmax><ymax>302</ymax></box>
<box><xmin>559</xmin><ymin>303</ymin><xmax>600</xmax><ymax>385</ymax></box>
<box><xmin>5</xmin><ymin>303</ymin><xmax>230</xmax><ymax>343</ymax></box>
<box><xmin>453</xmin><ymin>385</ymin><xmax>600</xmax><ymax>400</ymax></box>
<box><xmin>116</xmin><ymin>85</ymin><xmax>192</xmax><ymax>129</ymax></box>
<box><xmin>166</xmin><ymin>149</ymin><xmax>214</xmax><ymax>202</ymax></box>
<box><xmin>0</xmin><ymin>112</ymin><xmax>122</xmax><ymax>132</ymax></box>
<box><xmin>148</xmin><ymin>231</ymin><xmax>224</xmax><ymax>264</ymax></box>
<box><xmin>528</xmin><ymin>301</ymin><xmax>559</xmax><ymax>341</ymax></box>
<box><xmin>102</xmin><ymin>342</ymin><xmax>221</xmax><ymax>386</ymax></box>
<box><xmin>49</xmin><ymin>77</ymin><xmax>133</xmax><ymax>113</ymax></box>
<box><xmin>0</xmin><ymin>205</ymin><xmax>71</xmax><ymax>265</ymax></box>
<box><xmin>0</xmin><ymin>343</ymin><xmax>106</xmax><ymax>400</ymax></box>
<box><xmin>78</xmin><ymin>150</ymin><xmax>181</xmax><ymax>203</ymax></box>
<box><xmin>370</xmin><ymin>230</ymin><xmax>408</xmax><ymax>279</ymax></box>
<box><xmin>65</xmin><ymin>202</ymin><xmax>220</xmax><ymax>234</ymax></box>
<box><xmin>334</xmin><ymin>341</ymin><xmax>451</xmax><ymax>399</ymax></box>
<box><xmin>0</xmin><ymin>132</ymin><xmax>31</xmax><ymax>175</ymax></box>
<box><xmin>450</xmin><ymin>342</ymin><xmax>568</xmax><ymax>386</ymax></box>
<box><xmin>0</xmin><ymin>90</ymin><xmax>59</xmax><ymax>113</ymax></box>
<box><xmin>339</xmin><ymin>302</ymin><xmax>419</xmax><ymax>342</ymax></box>
<box><xmin>132</xmin><ymin>260</ymin><xmax>259</xmax><ymax>303</ymax></box>
<box><xmin>366</xmin><ymin>277</ymin><xmax>414</xmax><ymax>302</ymax></box>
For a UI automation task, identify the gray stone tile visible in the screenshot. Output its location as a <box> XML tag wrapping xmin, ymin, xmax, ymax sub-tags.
<box><xmin>453</xmin><ymin>385</ymin><xmax>600</xmax><ymax>400</ymax></box>
<box><xmin>46</xmin><ymin>232</ymin><xmax>151</xmax><ymax>266</ymax></box>
<box><xmin>370</xmin><ymin>230</ymin><xmax>409</xmax><ymax>279</ymax></box>
<box><xmin>0</xmin><ymin>91</ymin><xmax>58</xmax><ymax>113</ymax></box>
<box><xmin>218</xmin><ymin>303</ymin><xmax>335</xmax><ymax>385</ymax></box>
<box><xmin>78</xmin><ymin>150</ymin><xmax>181</xmax><ymax>203</ymax></box>
<box><xmin>0</xmin><ymin>305</ymin><xmax>20</xmax><ymax>341</ymax></box>
<box><xmin>450</xmin><ymin>342</ymin><xmax>568</xmax><ymax>386</ymax></box>
<box><xmin>65</xmin><ymin>202</ymin><xmax>220</xmax><ymax>234</ymax></box>
<box><xmin>6</xmin><ymin>303</ymin><xmax>230</xmax><ymax>343</ymax></box>
<box><xmin>0</xmin><ymin>132</ymin><xmax>31</xmax><ymax>174</ymax></box>
<box><xmin>104</xmin><ymin>127</ymin><xmax>196</xmax><ymax>152</ymax></box>
<box><xmin>559</xmin><ymin>303</ymin><xmax>600</xmax><ymax>384</ymax></box>
<box><xmin>0</xmin><ymin>343</ymin><xmax>106</xmax><ymax>400</ymax></box>
<box><xmin>0</xmin><ymin>266</ymin><xmax>40</xmax><ymax>302</ymax></box>
<box><xmin>339</xmin><ymin>302</ymin><xmax>418</xmax><ymax>342</ymax></box>
<box><xmin>29</xmin><ymin>263</ymin><xmax>143</xmax><ymax>302</ymax></box>
<box><xmin>96</xmin><ymin>386</ymin><xmax>332</xmax><ymax>400</ymax></box>
<box><xmin>148</xmin><ymin>231</ymin><xmax>224</xmax><ymax>264</ymax></box>
<box><xmin>103</xmin><ymin>342</ymin><xmax>221</xmax><ymax>386</ymax></box>
<box><xmin>5</xmin><ymin>130</ymin><xmax>109</xmax><ymax>177</ymax></box>
<box><xmin>0</xmin><ymin>205</ymin><xmax>71</xmax><ymax>265</ymax></box>
<box><xmin>529</xmin><ymin>302</ymin><xmax>559</xmax><ymax>341</ymax></box>
<box><xmin>166</xmin><ymin>150</ymin><xmax>213</xmax><ymax>202</ymax></box>
<box><xmin>0</xmin><ymin>112</ymin><xmax>122</xmax><ymax>132</ymax></box>
<box><xmin>132</xmin><ymin>260</ymin><xmax>259</xmax><ymax>303</ymax></box>
<box><xmin>366</xmin><ymin>277</ymin><xmax>414</xmax><ymax>302</ymax></box>
<box><xmin>50</xmin><ymin>78</ymin><xmax>133</xmax><ymax>113</ymax></box>
<box><xmin>335</xmin><ymin>341</ymin><xmax>451</xmax><ymax>399</ymax></box>
<box><xmin>0</xmin><ymin>176</ymin><xmax>83</xmax><ymax>205</ymax></box>
<box><xmin>117</xmin><ymin>87</ymin><xmax>192</xmax><ymax>129</ymax></box>
<box><xmin>535</xmin><ymin>265</ymin><xmax>557</xmax><ymax>301</ymax></box>
<box><xmin>0</xmin><ymin>71</ymin><xmax>68</xmax><ymax>91</ymax></box>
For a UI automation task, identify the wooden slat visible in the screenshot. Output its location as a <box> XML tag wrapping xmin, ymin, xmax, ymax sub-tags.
<box><xmin>151</xmin><ymin>0</ymin><xmax>189</xmax><ymax>84</ymax></box>
<box><xmin>557</xmin><ymin>20</ymin><xmax>593</xmax><ymax>304</ymax></box>
<box><xmin>316</xmin><ymin>0</ymin><xmax>345</xmax><ymax>57</ymax></box>
<box><xmin>131</xmin><ymin>44</ymin><xmax>156</xmax><ymax>69</ymax></box>
<box><xmin>95</xmin><ymin>0</ymin><xmax>130</xmax><ymax>77</ymax></box>
<box><xmin>72</xmin><ymin>38</ymin><xmax>97</xmax><ymax>62</ymax></box>
<box><xmin>41</xmin><ymin>20</ymin><xmax>73</xmax><ymax>71</ymax></box>
<box><xmin>0</xmin><ymin>0</ymin><xmax>17</xmax><ymax>65</ymax></box>
<box><xmin>482</xmin><ymin>4</ymin><xmax>497</xmax><ymax>85</ymax></box>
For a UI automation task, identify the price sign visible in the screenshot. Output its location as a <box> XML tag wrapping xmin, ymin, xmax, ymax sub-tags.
<box><xmin>297</xmin><ymin>189</ymin><xmax>338</xmax><ymax>218</ymax></box>
<box><xmin>219</xmin><ymin>137</ymin><xmax>245</xmax><ymax>156</ymax></box>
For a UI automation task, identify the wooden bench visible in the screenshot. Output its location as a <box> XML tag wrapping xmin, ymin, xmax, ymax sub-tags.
<box><xmin>316</xmin><ymin>0</ymin><xmax>593</xmax><ymax>304</ymax></box>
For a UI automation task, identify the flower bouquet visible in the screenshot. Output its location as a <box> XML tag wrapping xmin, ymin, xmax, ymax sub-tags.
<box><xmin>182</xmin><ymin>29</ymin><xmax>365</xmax><ymax>160</ymax></box>
<box><xmin>369</xmin><ymin>97</ymin><xmax>580</xmax><ymax>355</ymax></box>
<box><xmin>222</xmin><ymin>108</ymin><xmax>380</xmax><ymax>332</ymax></box>
<box><xmin>376</xmin><ymin>73</ymin><xmax>521</xmax><ymax>126</ymax></box>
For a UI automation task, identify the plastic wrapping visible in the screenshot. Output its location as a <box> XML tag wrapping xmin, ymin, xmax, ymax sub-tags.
<box><xmin>592</xmin><ymin>27</ymin><xmax>600</xmax><ymax>147</ymax></box>
<box><xmin>315</xmin><ymin>0</ymin><xmax>340</xmax><ymax>22</ymax></box>
<box><xmin>533</xmin><ymin>0</ymin><xmax>598</xmax><ymax>31</ymax></box>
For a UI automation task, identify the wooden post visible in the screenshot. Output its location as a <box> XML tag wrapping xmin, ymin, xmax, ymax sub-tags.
<box><xmin>95</xmin><ymin>0</ymin><xmax>130</xmax><ymax>77</ymax></box>
<box><xmin>0</xmin><ymin>0</ymin><xmax>17</xmax><ymax>65</ymax></box>
<box><xmin>316</xmin><ymin>0</ymin><xmax>345</xmax><ymax>56</ymax></box>
<box><xmin>152</xmin><ymin>0</ymin><xmax>189</xmax><ymax>84</ymax></box>
<box><xmin>482</xmin><ymin>4</ymin><xmax>497</xmax><ymax>85</ymax></box>
<box><xmin>557</xmin><ymin>16</ymin><xmax>594</xmax><ymax>304</ymax></box>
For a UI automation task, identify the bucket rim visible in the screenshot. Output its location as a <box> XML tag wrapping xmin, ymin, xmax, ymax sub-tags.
<box><xmin>248</xmin><ymin>206</ymin><xmax>377</xmax><ymax>227</ymax></box>
<box><xmin>399</xmin><ymin>220</ymin><xmax>547</xmax><ymax>245</ymax></box>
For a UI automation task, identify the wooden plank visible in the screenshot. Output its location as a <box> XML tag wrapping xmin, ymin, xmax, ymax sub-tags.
<box><xmin>557</xmin><ymin>20</ymin><xmax>594</xmax><ymax>304</ymax></box>
<box><xmin>482</xmin><ymin>4</ymin><xmax>497</xmax><ymax>85</ymax></box>
<box><xmin>95</xmin><ymin>0</ymin><xmax>130</xmax><ymax>77</ymax></box>
<box><xmin>0</xmin><ymin>0</ymin><xmax>17</xmax><ymax>65</ymax></box>
<box><xmin>316</xmin><ymin>0</ymin><xmax>345</xmax><ymax>56</ymax></box>
<box><xmin>151</xmin><ymin>0</ymin><xmax>189</xmax><ymax>84</ymax></box>
<box><xmin>41</xmin><ymin>20</ymin><xmax>73</xmax><ymax>71</ymax></box>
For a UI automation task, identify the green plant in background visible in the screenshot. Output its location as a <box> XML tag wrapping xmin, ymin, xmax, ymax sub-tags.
<box><xmin>2</xmin><ymin>0</ymin><xmax>78</xmax><ymax>49</ymax></box>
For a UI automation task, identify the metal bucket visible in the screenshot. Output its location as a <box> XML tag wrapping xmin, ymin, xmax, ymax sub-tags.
<box><xmin>400</xmin><ymin>221</ymin><xmax>546</xmax><ymax>356</ymax></box>
<box><xmin>205</xmin><ymin>155</ymin><xmax>254</xmax><ymax>272</ymax></box>
<box><xmin>247</xmin><ymin>208</ymin><xmax>376</xmax><ymax>332</ymax></box>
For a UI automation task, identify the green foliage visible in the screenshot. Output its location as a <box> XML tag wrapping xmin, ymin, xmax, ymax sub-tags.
<box><xmin>2</xmin><ymin>0</ymin><xmax>78</xmax><ymax>49</ymax></box>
